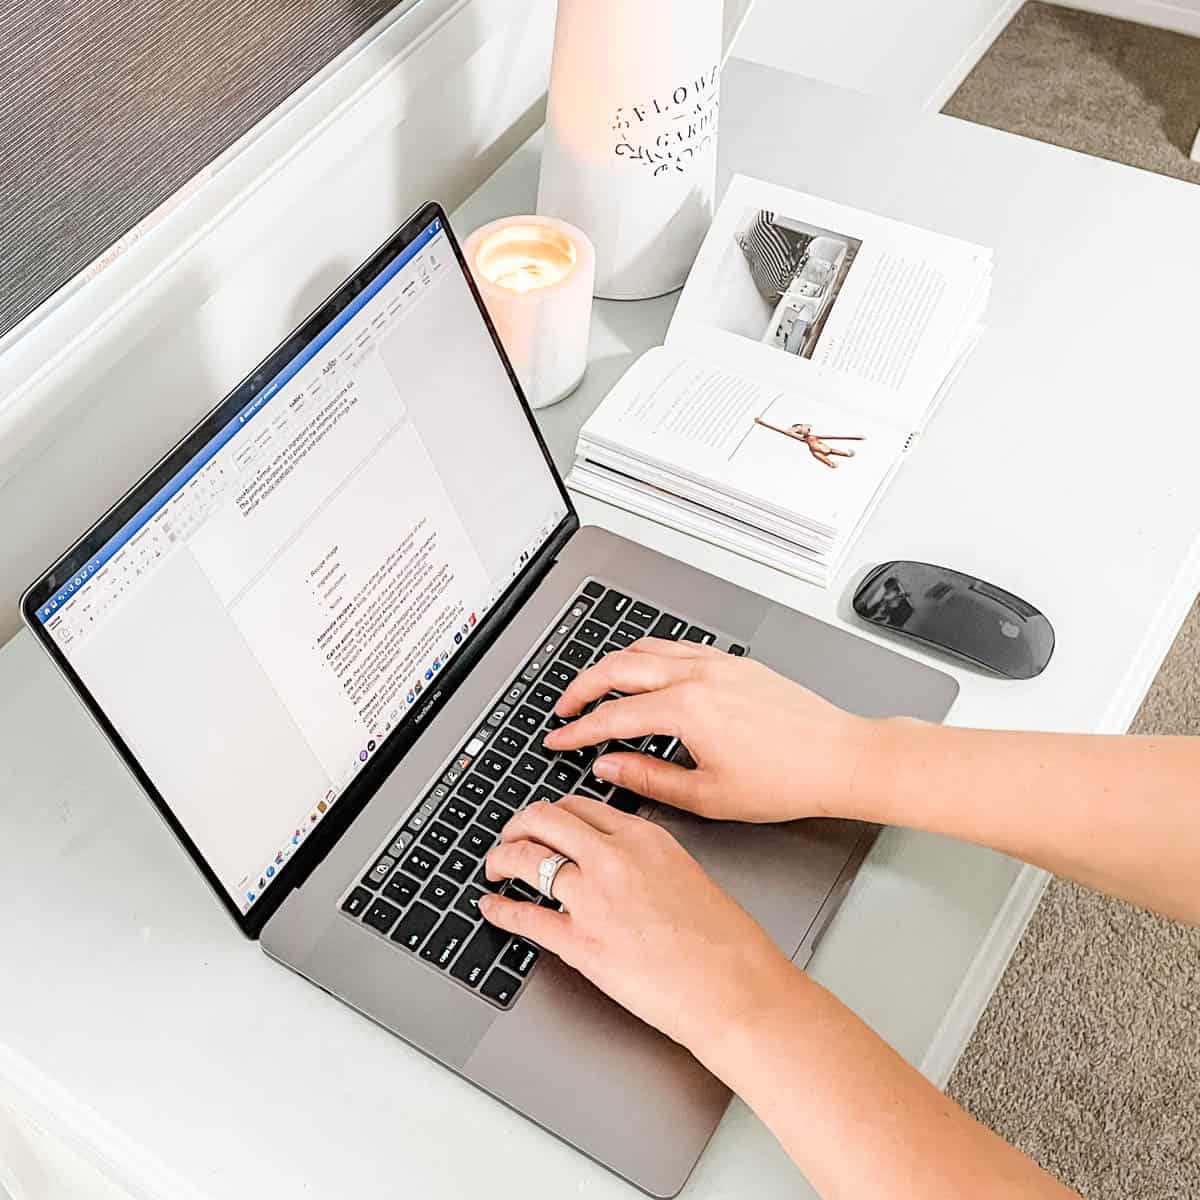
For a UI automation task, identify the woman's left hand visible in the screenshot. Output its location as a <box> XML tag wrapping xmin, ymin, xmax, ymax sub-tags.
<box><xmin>480</xmin><ymin>796</ymin><xmax>794</xmax><ymax>1057</ymax></box>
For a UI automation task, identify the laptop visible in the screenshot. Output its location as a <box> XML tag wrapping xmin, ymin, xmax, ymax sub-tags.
<box><xmin>22</xmin><ymin>203</ymin><xmax>957</xmax><ymax>1198</ymax></box>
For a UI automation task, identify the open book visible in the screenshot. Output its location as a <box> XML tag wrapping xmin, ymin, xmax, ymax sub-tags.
<box><xmin>568</xmin><ymin>175</ymin><xmax>992</xmax><ymax>585</ymax></box>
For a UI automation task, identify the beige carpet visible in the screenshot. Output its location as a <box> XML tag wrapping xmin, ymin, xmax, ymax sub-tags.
<box><xmin>944</xmin><ymin>2</ymin><xmax>1200</xmax><ymax>184</ymax></box>
<box><xmin>943</xmin><ymin>10</ymin><xmax>1200</xmax><ymax>1196</ymax></box>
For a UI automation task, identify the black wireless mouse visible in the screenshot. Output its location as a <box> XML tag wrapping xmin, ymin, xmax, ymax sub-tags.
<box><xmin>852</xmin><ymin>561</ymin><xmax>1054</xmax><ymax>679</ymax></box>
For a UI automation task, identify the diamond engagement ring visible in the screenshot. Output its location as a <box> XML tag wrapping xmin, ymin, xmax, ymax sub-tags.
<box><xmin>537</xmin><ymin>852</ymin><xmax>572</xmax><ymax>904</ymax></box>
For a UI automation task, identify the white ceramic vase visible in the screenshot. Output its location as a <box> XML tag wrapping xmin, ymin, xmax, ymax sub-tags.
<box><xmin>536</xmin><ymin>0</ymin><xmax>723</xmax><ymax>300</ymax></box>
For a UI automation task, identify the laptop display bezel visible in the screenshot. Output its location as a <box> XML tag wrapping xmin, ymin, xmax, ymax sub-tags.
<box><xmin>20</xmin><ymin>201</ymin><xmax>579</xmax><ymax>938</ymax></box>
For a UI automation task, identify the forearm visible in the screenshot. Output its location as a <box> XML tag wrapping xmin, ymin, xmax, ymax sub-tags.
<box><xmin>697</xmin><ymin>963</ymin><xmax>1076</xmax><ymax>1200</ymax></box>
<box><xmin>845</xmin><ymin>719</ymin><xmax>1200</xmax><ymax>924</ymax></box>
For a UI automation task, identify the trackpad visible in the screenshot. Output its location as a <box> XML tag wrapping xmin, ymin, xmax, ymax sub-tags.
<box><xmin>643</xmin><ymin>805</ymin><xmax>868</xmax><ymax>959</ymax></box>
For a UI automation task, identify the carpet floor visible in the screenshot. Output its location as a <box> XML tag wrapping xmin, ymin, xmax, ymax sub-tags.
<box><xmin>943</xmin><ymin>7</ymin><xmax>1200</xmax><ymax>1197</ymax></box>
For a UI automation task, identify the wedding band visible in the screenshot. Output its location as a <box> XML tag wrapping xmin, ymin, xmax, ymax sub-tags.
<box><xmin>537</xmin><ymin>852</ymin><xmax>572</xmax><ymax>903</ymax></box>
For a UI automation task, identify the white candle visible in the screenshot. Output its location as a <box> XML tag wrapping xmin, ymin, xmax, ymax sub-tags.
<box><xmin>464</xmin><ymin>215</ymin><xmax>595</xmax><ymax>410</ymax></box>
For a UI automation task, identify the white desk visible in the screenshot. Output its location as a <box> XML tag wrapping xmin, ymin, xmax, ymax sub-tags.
<box><xmin>4</xmin><ymin>61</ymin><xmax>1200</xmax><ymax>1200</ymax></box>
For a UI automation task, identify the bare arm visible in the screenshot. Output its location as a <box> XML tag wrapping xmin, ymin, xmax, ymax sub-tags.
<box><xmin>854</xmin><ymin>721</ymin><xmax>1200</xmax><ymax>925</ymax></box>
<box><xmin>480</xmin><ymin>798</ymin><xmax>1077</xmax><ymax>1200</ymax></box>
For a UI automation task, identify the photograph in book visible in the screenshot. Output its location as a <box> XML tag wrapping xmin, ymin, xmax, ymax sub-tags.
<box><xmin>727</xmin><ymin>209</ymin><xmax>863</xmax><ymax>359</ymax></box>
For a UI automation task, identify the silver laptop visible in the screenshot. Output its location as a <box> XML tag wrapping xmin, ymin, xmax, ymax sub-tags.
<box><xmin>23</xmin><ymin>204</ymin><xmax>957</xmax><ymax>1198</ymax></box>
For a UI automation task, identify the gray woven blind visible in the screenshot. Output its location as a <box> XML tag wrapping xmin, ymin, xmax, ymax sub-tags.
<box><xmin>0</xmin><ymin>0</ymin><xmax>408</xmax><ymax>342</ymax></box>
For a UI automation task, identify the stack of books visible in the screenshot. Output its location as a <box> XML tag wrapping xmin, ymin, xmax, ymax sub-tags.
<box><xmin>568</xmin><ymin>176</ymin><xmax>992</xmax><ymax>585</ymax></box>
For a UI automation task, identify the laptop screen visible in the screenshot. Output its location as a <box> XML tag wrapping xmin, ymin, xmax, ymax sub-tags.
<box><xmin>31</xmin><ymin>215</ymin><xmax>569</xmax><ymax>915</ymax></box>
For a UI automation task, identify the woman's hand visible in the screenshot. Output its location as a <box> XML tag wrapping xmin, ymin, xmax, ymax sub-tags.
<box><xmin>542</xmin><ymin>639</ymin><xmax>877</xmax><ymax>824</ymax></box>
<box><xmin>480</xmin><ymin>795</ymin><xmax>795</xmax><ymax>1057</ymax></box>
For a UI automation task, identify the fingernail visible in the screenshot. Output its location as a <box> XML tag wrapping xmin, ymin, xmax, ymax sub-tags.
<box><xmin>479</xmin><ymin>894</ymin><xmax>496</xmax><ymax>914</ymax></box>
<box><xmin>593</xmin><ymin>757</ymin><xmax>616</xmax><ymax>780</ymax></box>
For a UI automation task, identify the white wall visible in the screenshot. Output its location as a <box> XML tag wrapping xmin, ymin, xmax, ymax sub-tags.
<box><xmin>733</xmin><ymin>0</ymin><xmax>1022</xmax><ymax>109</ymax></box>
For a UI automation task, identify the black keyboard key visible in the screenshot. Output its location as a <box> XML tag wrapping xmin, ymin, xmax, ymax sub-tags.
<box><xmin>450</xmin><ymin>922</ymin><xmax>510</xmax><ymax>986</ymax></box>
<box><xmin>579</xmin><ymin>766</ymin><xmax>613</xmax><ymax>797</ymax></box>
<box><xmin>480</xmin><ymin>799</ymin><xmax>515</xmax><ymax>833</ymax></box>
<box><xmin>400</xmin><ymin>847</ymin><xmax>439</xmax><ymax>881</ymax></box>
<box><xmin>527</xmin><ymin>683</ymin><xmax>560</xmax><ymax>712</ymax></box>
<box><xmin>477</xmin><ymin>751</ymin><xmax>511</xmax><ymax>781</ymax></box>
<box><xmin>362</xmin><ymin>897</ymin><xmax>402</xmax><ymax>934</ymax></box>
<box><xmin>420</xmin><ymin>821</ymin><xmax>457</xmax><ymax>853</ymax></box>
<box><xmin>609</xmin><ymin>623</ymin><xmax>641</xmax><ymax>648</ymax></box>
<box><xmin>595</xmin><ymin>642</ymin><xmax>622</xmax><ymax>661</ymax></box>
<box><xmin>342</xmin><ymin>886</ymin><xmax>373</xmax><ymax>917</ymax></box>
<box><xmin>391</xmin><ymin>902</ymin><xmax>440</xmax><ymax>950</ymax></box>
<box><xmin>362</xmin><ymin>853</ymin><xmax>396</xmax><ymax>890</ymax></box>
<box><xmin>442</xmin><ymin>798</ymin><xmax>476</xmax><ymax>829</ymax></box>
<box><xmin>421</xmin><ymin>913</ymin><xmax>474</xmax><ymax>970</ymax></box>
<box><xmin>420</xmin><ymin>875</ymin><xmax>458</xmax><ymax>911</ymax></box>
<box><xmin>582</xmin><ymin>580</ymin><xmax>605</xmax><ymax>599</ymax></box>
<box><xmin>561</xmin><ymin>641</ymin><xmax>592</xmax><ymax>668</ymax></box>
<box><xmin>626</xmin><ymin>601</ymin><xmax>659</xmax><ymax>628</ymax></box>
<box><xmin>648</xmin><ymin>612</ymin><xmax>688</xmax><ymax>640</ymax></box>
<box><xmin>501</xmin><ymin>939</ymin><xmax>540</xmax><ymax>977</ymax></box>
<box><xmin>591</xmin><ymin>589</ymin><xmax>631</xmax><ymax>626</ymax></box>
<box><xmin>495</xmin><ymin>778</ymin><xmax>531</xmax><ymax>807</ymax></box>
<box><xmin>442</xmin><ymin>851</ymin><xmax>476</xmax><ymax>885</ymax></box>
<box><xmin>474</xmin><ymin>864</ymin><xmax>503</xmax><ymax>894</ymax></box>
<box><xmin>729</xmin><ymin>644</ymin><xmax>747</xmax><ymax>657</ymax></box>
<box><xmin>561</xmin><ymin>744</ymin><xmax>596</xmax><ymax>771</ymax></box>
<box><xmin>610</xmin><ymin>788</ymin><xmax>643</xmax><ymax>814</ymax></box>
<box><xmin>494</xmin><ymin>729</ymin><xmax>527</xmax><ymax>758</ymax></box>
<box><xmin>504</xmin><ymin>879</ymin><xmax>540</xmax><ymax>903</ymax></box>
<box><xmin>683</xmin><ymin>625</ymin><xmax>716</xmax><ymax>645</ymax></box>
<box><xmin>459</xmin><ymin>775</ymin><xmax>493</xmax><ymax>803</ymax></box>
<box><xmin>544</xmin><ymin>662</ymin><xmax>577</xmax><ymax>691</ymax></box>
<box><xmin>514</xmin><ymin>753</ymin><xmax>549</xmax><ymax>784</ymax></box>
<box><xmin>645</xmin><ymin>733</ymin><xmax>677</xmax><ymax>758</ymax></box>
<box><xmin>512</xmin><ymin>706</ymin><xmax>543</xmax><ymax>734</ymax></box>
<box><xmin>455</xmin><ymin>886</ymin><xmax>486</xmax><ymax>920</ymax></box>
<box><xmin>543</xmin><ymin>712</ymin><xmax>571</xmax><ymax>734</ymax></box>
<box><xmin>575</xmin><ymin>619</ymin><xmax>608</xmax><ymax>647</ymax></box>
<box><xmin>530</xmin><ymin>785</ymin><xmax>565</xmax><ymax>806</ymax></box>
<box><xmin>383</xmin><ymin>873</ymin><xmax>420</xmax><ymax>907</ymax></box>
<box><xmin>481</xmin><ymin>968</ymin><xmax>521</xmax><ymax>1007</ymax></box>
<box><xmin>460</xmin><ymin>824</ymin><xmax>497</xmax><ymax>858</ymax></box>
<box><xmin>546</xmin><ymin>763</ymin><xmax>581</xmax><ymax>792</ymax></box>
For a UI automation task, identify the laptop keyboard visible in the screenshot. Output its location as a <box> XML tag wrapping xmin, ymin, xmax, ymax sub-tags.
<box><xmin>339</xmin><ymin>579</ymin><xmax>746</xmax><ymax>1010</ymax></box>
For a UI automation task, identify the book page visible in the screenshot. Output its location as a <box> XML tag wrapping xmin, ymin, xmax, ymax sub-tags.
<box><xmin>666</xmin><ymin>175</ymin><xmax>990</xmax><ymax>431</ymax></box>
<box><xmin>577</xmin><ymin>346</ymin><xmax>905</xmax><ymax>534</ymax></box>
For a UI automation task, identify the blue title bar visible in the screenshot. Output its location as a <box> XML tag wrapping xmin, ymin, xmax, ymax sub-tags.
<box><xmin>37</xmin><ymin>218</ymin><xmax>443</xmax><ymax>623</ymax></box>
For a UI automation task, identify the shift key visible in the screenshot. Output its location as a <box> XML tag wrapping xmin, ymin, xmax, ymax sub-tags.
<box><xmin>450</xmin><ymin>922</ymin><xmax>510</xmax><ymax>988</ymax></box>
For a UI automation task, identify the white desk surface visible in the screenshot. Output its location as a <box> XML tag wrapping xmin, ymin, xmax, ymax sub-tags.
<box><xmin>4</xmin><ymin>61</ymin><xmax>1200</xmax><ymax>1200</ymax></box>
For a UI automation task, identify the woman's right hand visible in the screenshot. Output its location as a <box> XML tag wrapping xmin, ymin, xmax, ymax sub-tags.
<box><xmin>542</xmin><ymin>639</ymin><xmax>879</xmax><ymax>824</ymax></box>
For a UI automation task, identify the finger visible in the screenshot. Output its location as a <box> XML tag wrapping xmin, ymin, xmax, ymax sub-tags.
<box><xmin>555</xmin><ymin>791</ymin><xmax>629</xmax><ymax>833</ymax></box>
<box><xmin>543</xmin><ymin>689</ymin><xmax>685</xmax><ymax>752</ymax></box>
<box><xmin>485</xmin><ymin>839</ymin><xmax>583</xmax><ymax>909</ymax></box>
<box><xmin>624</xmin><ymin>637</ymin><xmax>712</xmax><ymax>658</ymax></box>
<box><xmin>478</xmin><ymin>892</ymin><xmax>571</xmax><ymax>954</ymax></box>
<box><xmin>499</xmin><ymin>798</ymin><xmax>606</xmax><ymax>861</ymax></box>
<box><xmin>591</xmin><ymin>751</ymin><xmax>706</xmax><ymax>810</ymax></box>
<box><xmin>553</xmin><ymin>648</ymin><xmax>693</xmax><ymax>718</ymax></box>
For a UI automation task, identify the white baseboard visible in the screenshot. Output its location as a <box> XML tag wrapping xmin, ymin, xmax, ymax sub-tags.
<box><xmin>1043</xmin><ymin>0</ymin><xmax>1200</xmax><ymax>37</ymax></box>
<box><xmin>918</xmin><ymin>863</ymin><xmax>1051</xmax><ymax>1089</ymax></box>
<box><xmin>927</xmin><ymin>0</ymin><xmax>1026</xmax><ymax>109</ymax></box>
